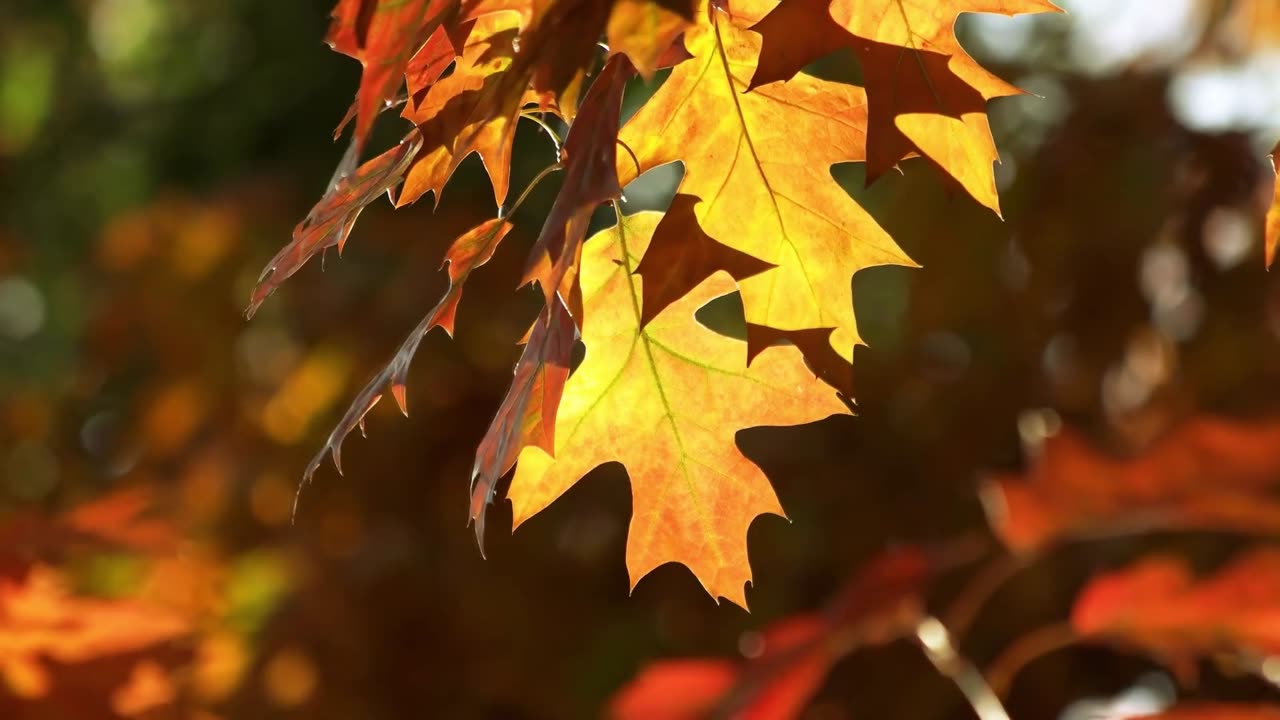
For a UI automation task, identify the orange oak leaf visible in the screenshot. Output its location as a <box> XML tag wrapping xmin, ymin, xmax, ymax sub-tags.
<box><xmin>247</xmin><ymin>130</ymin><xmax>424</xmax><ymax>318</ymax></box>
<box><xmin>610</xmin><ymin>547</ymin><xmax>929</xmax><ymax>717</ymax></box>
<box><xmin>1265</xmin><ymin>142</ymin><xmax>1278</xmax><ymax>268</ymax></box>
<box><xmin>404</xmin><ymin>22</ymin><xmax>472</xmax><ymax>106</ymax></box>
<box><xmin>470</xmin><ymin>297</ymin><xmax>576</xmax><ymax>552</ymax></box>
<box><xmin>326</xmin><ymin>0</ymin><xmax>457</xmax><ymax>152</ymax></box>
<box><xmin>301</xmin><ymin>219</ymin><xmax>514</xmax><ymax>494</ymax></box>
<box><xmin>749</xmin><ymin>0</ymin><xmax>1060</xmax><ymax>214</ymax></box>
<box><xmin>60</xmin><ymin>487</ymin><xmax>178</xmax><ymax>553</ymax></box>
<box><xmin>1072</xmin><ymin>549</ymin><xmax>1280</xmax><ymax>679</ymax></box>
<box><xmin>617</xmin><ymin>3</ymin><xmax>915</xmax><ymax>366</ymax></box>
<box><xmin>1128</xmin><ymin>705</ymin><xmax>1280</xmax><ymax>720</ymax></box>
<box><xmin>522</xmin><ymin>53</ymin><xmax>633</xmax><ymax>315</ymax></box>
<box><xmin>607</xmin><ymin>0</ymin><xmax>698</xmax><ymax>78</ymax></box>
<box><xmin>398</xmin><ymin>13</ymin><xmax>527</xmax><ymax>208</ymax></box>
<box><xmin>0</xmin><ymin>565</ymin><xmax>189</xmax><ymax>702</ymax></box>
<box><xmin>981</xmin><ymin>417</ymin><xmax>1280</xmax><ymax>553</ymax></box>
<box><xmin>506</xmin><ymin>211</ymin><xmax>849</xmax><ymax>607</ymax></box>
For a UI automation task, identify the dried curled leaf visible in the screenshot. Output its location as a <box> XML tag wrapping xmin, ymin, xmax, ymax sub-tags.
<box><xmin>247</xmin><ymin>131</ymin><xmax>424</xmax><ymax>318</ymax></box>
<box><xmin>302</xmin><ymin>218</ymin><xmax>513</xmax><ymax>495</ymax></box>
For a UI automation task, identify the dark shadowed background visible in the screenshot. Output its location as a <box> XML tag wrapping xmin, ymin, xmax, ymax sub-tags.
<box><xmin>2</xmin><ymin>0</ymin><xmax>1279</xmax><ymax>718</ymax></box>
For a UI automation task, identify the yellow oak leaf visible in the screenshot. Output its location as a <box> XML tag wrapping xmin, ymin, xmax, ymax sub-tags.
<box><xmin>507</xmin><ymin>211</ymin><xmax>848</xmax><ymax>607</ymax></box>
<box><xmin>750</xmin><ymin>0</ymin><xmax>1060</xmax><ymax>213</ymax></box>
<box><xmin>618</xmin><ymin>4</ymin><xmax>915</xmax><ymax>364</ymax></box>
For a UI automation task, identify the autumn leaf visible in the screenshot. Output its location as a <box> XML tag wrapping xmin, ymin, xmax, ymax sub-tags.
<box><xmin>618</xmin><ymin>2</ymin><xmax>915</xmax><ymax>366</ymax></box>
<box><xmin>749</xmin><ymin>0</ymin><xmax>1060</xmax><ymax>213</ymax></box>
<box><xmin>610</xmin><ymin>547</ymin><xmax>929</xmax><ymax>717</ymax></box>
<box><xmin>607</xmin><ymin>0</ymin><xmax>697</xmax><ymax>78</ymax></box>
<box><xmin>632</xmin><ymin>193</ymin><xmax>775</xmax><ymax>330</ymax></box>
<box><xmin>247</xmin><ymin>130</ymin><xmax>424</xmax><ymax>318</ymax></box>
<box><xmin>521</xmin><ymin>52</ymin><xmax>633</xmax><ymax>315</ymax></box>
<box><xmin>326</xmin><ymin>0</ymin><xmax>456</xmax><ymax>152</ymax></box>
<box><xmin>1128</xmin><ymin>705</ymin><xmax>1280</xmax><ymax>720</ymax></box>
<box><xmin>470</xmin><ymin>297</ymin><xmax>576</xmax><ymax>552</ymax></box>
<box><xmin>506</xmin><ymin>211</ymin><xmax>848</xmax><ymax>607</ymax></box>
<box><xmin>0</xmin><ymin>565</ymin><xmax>189</xmax><ymax>702</ymax></box>
<box><xmin>981</xmin><ymin>417</ymin><xmax>1280</xmax><ymax>553</ymax></box>
<box><xmin>1071</xmin><ymin>549</ymin><xmax>1280</xmax><ymax>681</ymax></box>
<box><xmin>398</xmin><ymin>13</ymin><xmax>527</xmax><ymax>208</ymax></box>
<box><xmin>1265</xmin><ymin>142</ymin><xmax>1278</xmax><ymax>268</ymax></box>
<box><xmin>301</xmin><ymin>218</ymin><xmax>513</xmax><ymax>496</ymax></box>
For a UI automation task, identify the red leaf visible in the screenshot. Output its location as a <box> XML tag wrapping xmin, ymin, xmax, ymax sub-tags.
<box><xmin>981</xmin><ymin>417</ymin><xmax>1280</xmax><ymax>552</ymax></box>
<box><xmin>326</xmin><ymin>0</ymin><xmax>457</xmax><ymax>152</ymax></box>
<box><xmin>1072</xmin><ymin>549</ymin><xmax>1280</xmax><ymax>680</ymax></box>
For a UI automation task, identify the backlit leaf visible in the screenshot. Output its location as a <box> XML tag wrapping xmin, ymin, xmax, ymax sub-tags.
<box><xmin>507</xmin><ymin>211</ymin><xmax>848</xmax><ymax>607</ymax></box>
<box><xmin>618</xmin><ymin>3</ymin><xmax>915</xmax><ymax>365</ymax></box>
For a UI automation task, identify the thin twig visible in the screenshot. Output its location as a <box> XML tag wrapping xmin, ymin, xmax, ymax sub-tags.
<box><xmin>519</xmin><ymin>111</ymin><xmax>563</xmax><ymax>154</ymax></box>
<box><xmin>915</xmin><ymin>617</ymin><xmax>1012</xmax><ymax>720</ymax></box>
<box><xmin>943</xmin><ymin>551</ymin><xmax>1031</xmax><ymax>644</ymax></box>
<box><xmin>984</xmin><ymin>621</ymin><xmax>1078</xmax><ymax>698</ymax></box>
<box><xmin>501</xmin><ymin>162</ymin><xmax>563</xmax><ymax>219</ymax></box>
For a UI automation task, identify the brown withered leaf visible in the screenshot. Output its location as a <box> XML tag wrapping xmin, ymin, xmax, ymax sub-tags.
<box><xmin>633</xmin><ymin>193</ymin><xmax>775</xmax><ymax>330</ymax></box>
<box><xmin>981</xmin><ymin>417</ymin><xmax>1280</xmax><ymax>553</ymax></box>
<box><xmin>522</xmin><ymin>53</ymin><xmax>633</xmax><ymax>314</ymax></box>
<box><xmin>247</xmin><ymin>130</ymin><xmax>424</xmax><ymax>318</ymax></box>
<box><xmin>300</xmin><ymin>219</ymin><xmax>513</xmax><ymax>502</ymax></box>
<box><xmin>470</xmin><ymin>298</ymin><xmax>576</xmax><ymax>553</ymax></box>
<box><xmin>326</xmin><ymin>0</ymin><xmax>457</xmax><ymax>152</ymax></box>
<box><xmin>1072</xmin><ymin>549</ymin><xmax>1280</xmax><ymax>682</ymax></box>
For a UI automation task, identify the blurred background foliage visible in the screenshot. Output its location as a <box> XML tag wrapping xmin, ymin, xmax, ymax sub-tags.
<box><xmin>0</xmin><ymin>0</ymin><xmax>1279</xmax><ymax>718</ymax></box>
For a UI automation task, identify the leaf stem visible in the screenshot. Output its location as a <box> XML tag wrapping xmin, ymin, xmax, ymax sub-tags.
<box><xmin>502</xmin><ymin>162</ymin><xmax>563</xmax><ymax>219</ymax></box>
<box><xmin>519</xmin><ymin>111</ymin><xmax>563</xmax><ymax>154</ymax></box>
<box><xmin>984</xmin><ymin>621</ymin><xmax>1078</xmax><ymax>698</ymax></box>
<box><xmin>942</xmin><ymin>551</ymin><xmax>1030</xmax><ymax>644</ymax></box>
<box><xmin>915</xmin><ymin>617</ymin><xmax>1012</xmax><ymax>720</ymax></box>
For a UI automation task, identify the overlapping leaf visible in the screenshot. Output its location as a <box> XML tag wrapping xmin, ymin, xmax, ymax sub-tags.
<box><xmin>749</xmin><ymin>0</ymin><xmax>1060</xmax><ymax>213</ymax></box>
<box><xmin>398</xmin><ymin>13</ymin><xmax>527</xmax><ymax>208</ymax></box>
<box><xmin>1072</xmin><ymin>549</ymin><xmax>1280</xmax><ymax>681</ymax></box>
<box><xmin>618</xmin><ymin>2</ymin><xmax>915</xmax><ymax>364</ymax></box>
<box><xmin>981</xmin><ymin>418</ymin><xmax>1280</xmax><ymax>553</ymax></box>
<box><xmin>507</xmin><ymin>212</ymin><xmax>848</xmax><ymax>606</ymax></box>
<box><xmin>327</xmin><ymin>0</ymin><xmax>457</xmax><ymax>151</ymax></box>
